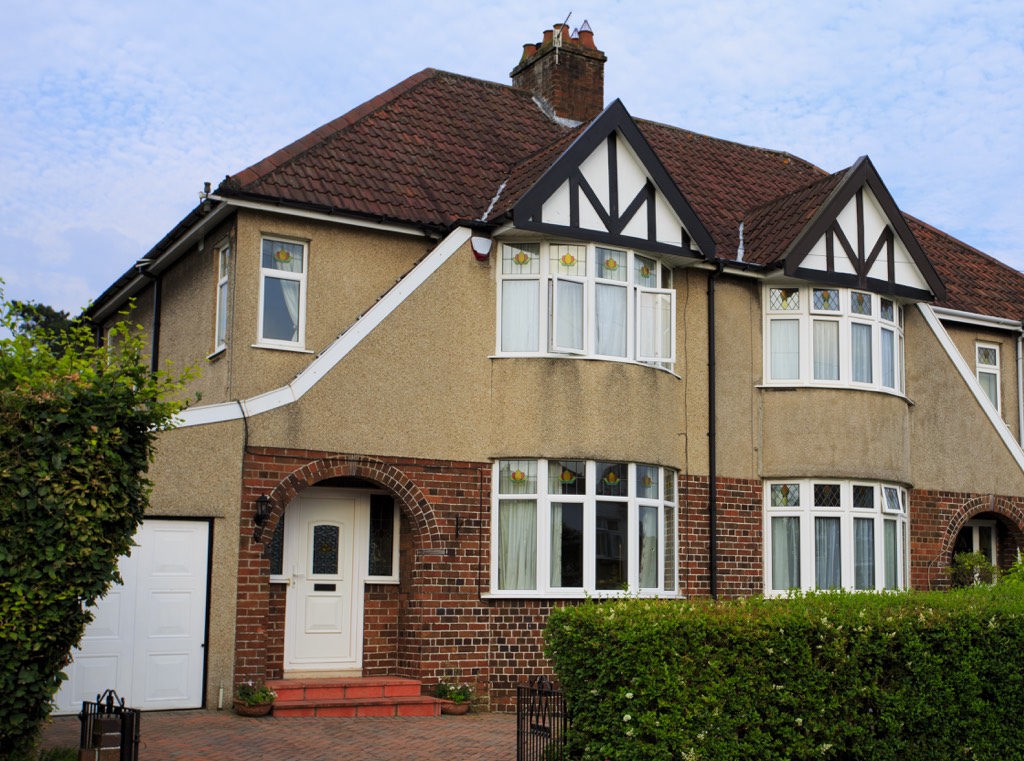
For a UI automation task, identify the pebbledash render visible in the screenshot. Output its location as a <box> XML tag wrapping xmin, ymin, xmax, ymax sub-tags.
<box><xmin>81</xmin><ymin>22</ymin><xmax>1024</xmax><ymax>711</ymax></box>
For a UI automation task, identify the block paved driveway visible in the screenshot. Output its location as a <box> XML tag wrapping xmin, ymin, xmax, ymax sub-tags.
<box><xmin>41</xmin><ymin>710</ymin><xmax>517</xmax><ymax>760</ymax></box>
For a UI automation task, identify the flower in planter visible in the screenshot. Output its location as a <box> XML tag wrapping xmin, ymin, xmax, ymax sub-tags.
<box><xmin>434</xmin><ymin>680</ymin><xmax>474</xmax><ymax>705</ymax></box>
<box><xmin>235</xmin><ymin>680</ymin><xmax>277</xmax><ymax>706</ymax></box>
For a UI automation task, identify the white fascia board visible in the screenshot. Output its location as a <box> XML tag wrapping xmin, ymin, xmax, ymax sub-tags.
<box><xmin>930</xmin><ymin>305</ymin><xmax>1022</xmax><ymax>331</ymax></box>
<box><xmin>176</xmin><ymin>226</ymin><xmax>473</xmax><ymax>428</ymax></box>
<box><xmin>209</xmin><ymin>196</ymin><xmax>430</xmax><ymax>238</ymax></box>
<box><xmin>918</xmin><ymin>303</ymin><xmax>1024</xmax><ymax>473</ymax></box>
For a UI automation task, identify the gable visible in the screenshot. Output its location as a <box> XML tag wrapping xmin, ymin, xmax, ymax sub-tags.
<box><xmin>782</xmin><ymin>157</ymin><xmax>945</xmax><ymax>301</ymax></box>
<box><xmin>511</xmin><ymin>99</ymin><xmax>715</xmax><ymax>260</ymax></box>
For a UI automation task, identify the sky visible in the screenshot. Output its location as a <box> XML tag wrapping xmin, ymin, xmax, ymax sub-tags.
<box><xmin>1</xmin><ymin>1</ymin><xmax>1022</xmax><ymax>316</ymax></box>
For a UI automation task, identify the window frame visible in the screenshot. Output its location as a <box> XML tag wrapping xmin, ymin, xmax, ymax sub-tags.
<box><xmin>975</xmin><ymin>342</ymin><xmax>1001</xmax><ymax>411</ymax></box>
<box><xmin>497</xmin><ymin>242</ymin><xmax>676</xmax><ymax>370</ymax></box>
<box><xmin>257</xmin><ymin>236</ymin><xmax>309</xmax><ymax>349</ymax></box>
<box><xmin>213</xmin><ymin>241</ymin><xmax>231</xmax><ymax>353</ymax></box>
<box><xmin>764</xmin><ymin>479</ymin><xmax>909</xmax><ymax>596</ymax></box>
<box><xmin>490</xmin><ymin>459</ymin><xmax>679</xmax><ymax>598</ymax></box>
<box><xmin>764</xmin><ymin>285</ymin><xmax>905</xmax><ymax>394</ymax></box>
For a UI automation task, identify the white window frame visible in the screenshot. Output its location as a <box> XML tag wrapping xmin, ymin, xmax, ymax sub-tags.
<box><xmin>257</xmin><ymin>236</ymin><xmax>308</xmax><ymax>349</ymax></box>
<box><xmin>956</xmin><ymin>518</ymin><xmax>999</xmax><ymax>566</ymax></box>
<box><xmin>497</xmin><ymin>242</ymin><xmax>676</xmax><ymax>370</ymax></box>
<box><xmin>213</xmin><ymin>242</ymin><xmax>230</xmax><ymax>353</ymax></box>
<box><xmin>975</xmin><ymin>342</ymin><xmax>1001</xmax><ymax>411</ymax></box>
<box><xmin>764</xmin><ymin>479</ymin><xmax>909</xmax><ymax>596</ymax></box>
<box><xmin>764</xmin><ymin>285</ymin><xmax>905</xmax><ymax>394</ymax></box>
<box><xmin>490</xmin><ymin>459</ymin><xmax>678</xmax><ymax>598</ymax></box>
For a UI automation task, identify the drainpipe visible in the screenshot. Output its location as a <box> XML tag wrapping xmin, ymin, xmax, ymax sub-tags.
<box><xmin>135</xmin><ymin>262</ymin><xmax>161</xmax><ymax>373</ymax></box>
<box><xmin>707</xmin><ymin>262</ymin><xmax>724</xmax><ymax>600</ymax></box>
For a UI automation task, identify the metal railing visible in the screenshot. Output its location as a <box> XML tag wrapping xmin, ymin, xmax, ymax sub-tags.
<box><xmin>516</xmin><ymin>675</ymin><xmax>569</xmax><ymax>761</ymax></box>
<box><xmin>78</xmin><ymin>689</ymin><xmax>141</xmax><ymax>761</ymax></box>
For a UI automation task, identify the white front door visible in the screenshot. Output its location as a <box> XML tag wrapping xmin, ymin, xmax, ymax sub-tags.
<box><xmin>54</xmin><ymin>520</ymin><xmax>210</xmax><ymax>713</ymax></box>
<box><xmin>283</xmin><ymin>492</ymin><xmax>361</xmax><ymax>674</ymax></box>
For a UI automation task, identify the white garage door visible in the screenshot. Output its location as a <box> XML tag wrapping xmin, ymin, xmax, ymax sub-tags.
<box><xmin>54</xmin><ymin>520</ymin><xmax>210</xmax><ymax>714</ymax></box>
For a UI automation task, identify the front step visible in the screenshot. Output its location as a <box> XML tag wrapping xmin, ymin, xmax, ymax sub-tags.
<box><xmin>267</xmin><ymin>677</ymin><xmax>445</xmax><ymax>718</ymax></box>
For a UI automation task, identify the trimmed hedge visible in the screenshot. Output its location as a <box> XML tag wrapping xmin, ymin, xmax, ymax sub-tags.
<box><xmin>545</xmin><ymin>589</ymin><xmax>1024</xmax><ymax>760</ymax></box>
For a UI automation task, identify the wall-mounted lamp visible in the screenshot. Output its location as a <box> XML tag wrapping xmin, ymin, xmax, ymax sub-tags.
<box><xmin>471</xmin><ymin>236</ymin><xmax>493</xmax><ymax>262</ymax></box>
<box><xmin>254</xmin><ymin>495</ymin><xmax>271</xmax><ymax>526</ymax></box>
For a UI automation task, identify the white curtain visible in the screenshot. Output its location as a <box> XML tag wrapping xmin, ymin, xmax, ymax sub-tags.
<box><xmin>854</xmin><ymin>518</ymin><xmax>875</xmax><ymax>590</ymax></box>
<box><xmin>812</xmin><ymin>320</ymin><xmax>839</xmax><ymax>380</ymax></box>
<box><xmin>595</xmin><ymin>284</ymin><xmax>626</xmax><ymax>356</ymax></box>
<box><xmin>770</xmin><ymin>320</ymin><xmax>800</xmax><ymax>380</ymax></box>
<box><xmin>553</xmin><ymin>279</ymin><xmax>584</xmax><ymax>352</ymax></box>
<box><xmin>499</xmin><ymin>500</ymin><xmax>536</xmax><ymax>590</ymax></box>
<box><xmin>501</xmin><ymin>280</ymin><xmax>539</xmax><ymax>352</ymax></box>
<box><xmin>639</xmin><ymin>506</ymin><xmax>658</xmax><ymax>588</ymax></box>
<box><xmin>280</xmin><ymin>279</ymin><xmax>300</xmax><ymax>341</ymax></box>
<box><xmin>549</xmin><ymin>504</ymin><xmax>563</xmax><ymax>587</ymax></box>
<box><xmin>851</xmin><ymin>323</ymin><xmax>873</xmax><ymax>382</ymax></box>
<box><xmin>771</xmin><ymin>516</ymin><xmax>800</xmax><ymax>590</ymax></box>
<box><xmin>881</xmin><ymin>328</ymin><xmax>895</xmax><ymax>388</ymax></box>
<box><xmin>883</xmin><ymin>520</ymin><xmax>898</xmax><ymax>590</ymax></box>
<box><xmin>815</xmin><ymin>517</ymin><xmax>841</xmax><ymax>589</ymax></box>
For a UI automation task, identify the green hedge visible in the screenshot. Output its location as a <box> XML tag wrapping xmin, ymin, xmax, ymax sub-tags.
<box><xmin>545</xmin><ymin>589</ymin><xmax>1024</xmax><ymax>760</ymax></box>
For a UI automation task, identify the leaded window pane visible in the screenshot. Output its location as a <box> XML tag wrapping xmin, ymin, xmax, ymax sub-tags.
<box><xmin>814</xmin><ymin>484</ymin><xmax>841</xmax><ymax>508</ymax></box>
<box><xmin>499</xmin><ymin>460</ymin><xmax>537</xmax><ymax>494</ymax></box>
<box><xmin>261</xmin><ymin>240</ymin><xmax>304</xmax><ymax>272</ymax></box>
<box><xmin>883</xmin><ymin>487</ymin><xmax>902</xmax><ymax>513</ymax></box>
<box><xmin>595</xmin><ymin>501</ymin><xmax>628</xmax><ymax>590</ymax></box>
<box><xmin>880</xmin><ymin>298</ymin><xmax>894</xmax><ymax>321</ymax></box>
<box><xmin>769</xmin><ymin>288</ymin><xmax>800</xmax><ymax>311</ymax></box>
<box><xmin>548</xmin><ymin>460</ymin><xmax>586</xmax><ymax>495</ymax></box>
<box><xmin>978</xmin><ymin>347</ymin><xmax>998</xmax><ymax>366</ymax></box>
<box><xmin>368</xmin><ymin>495</ymin><xmax>395</xmax><ymax>577</ymax></box>
<box><xmin>550</xmin><ymin>503</ymin><xmax>583</xmax><ymax>588</ymax></box>
<box><xmin>771</xmin><ymin>483</ymin><xmax>800</xmax><ymax>507</ymax></box>
<box><xmin>502</xmin><ymin>242</ymin><xmax>540</xmax><ymax>275</ymax></box>
<box><xmin>813</xmin><ymin>288</ymin><xmax>839</xmax><ymax>311</ymax></box>
<box><xmin>851</xmin><ymin>291</ymin><xmax>872</xmax><ymax>315</ymax></box>
<box><xmin>596</xmin><ymin>462</ymin><xmax>628</xmax><ymax>496</ymax></box>
<box><xmin>853</xmin><ymin>485</ymin><xmax>874</xmax><ymax>509</ymax></box>
<box><xmin>268</xmin><ymin>516</ymin><xmax>285</xmax><ymax>576</ymax></box>
<box><xmin>312</xmin><ymin>524</ymin><xmax>339</xmax><ymax>575</ymax></box>
<box><xmin>663</xmin><ymin>503</ymin><xmax>676</xmax><ymax>593</ymax></box>
<box><xmin>550</xmin><ymin>244</ymin><xmax>586</xmax><ymax>276</ymax></box>
<box><xmin>634</xmin><ymin>255</ymin><xmax>658</xmax><ymax>287</ymax></box>
<box><xmin>663</xmin><ymin>471</ymin><xmax>676</xmax><ymax>503</ymax></box>
<box><xmin>596</xmin><ymin>247</ymin><xmax>627</xmax><ymax>281</ymax></box>
<box><xmin>636</xmin><ymin>465</ymin><xmax>659</xmax><ymax>499</ymax></box>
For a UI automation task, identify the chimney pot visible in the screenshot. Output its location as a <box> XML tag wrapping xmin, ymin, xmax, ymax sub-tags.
<box><xmin>542</xmin><ymin>28</ymin><xmax>553</xmax><ymax>45</ymax></box>
<box><xmin>522</xmin><ymin>42</ymin><xmax>537</xmax><ymax>60</ymax></box>
<box><xmin>578</xmin><ymin>28</ymin><xmax>595</xmax><ymax>49</ymax></box>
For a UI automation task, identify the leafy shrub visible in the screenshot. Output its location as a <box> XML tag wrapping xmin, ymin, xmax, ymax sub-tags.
<box><xmin>948</xmin><ymin>551</ymin><xmax>998</xmax><ymax>587</ymax></box>
<box><xmin>545</xmin><ymin>588</ymin><xmax>1024</xmax><ymax>760</ymax></box>
<box><xmin>0</xmin><ymin>295</ymin><xmax>192</xmax><ymax>757</ymax></box>
<box><xmin>234</xmin><ymin>680</ymin><xmax>277</xmax><ymax>706</ymax></box>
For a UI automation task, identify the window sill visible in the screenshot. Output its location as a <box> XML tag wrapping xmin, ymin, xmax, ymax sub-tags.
<box><xmin>490</xmin><ymin>353</ymin><xmax>680</xmax><ymax>379</ymax></box>
<box><xmin>207</xmin><ymin>347</ymin><xmax>227</xmax><ymax>361</ymax></box>
<box><xmin>481</xmin><ymin>590</ymin><xmax>680</xmax><ymax>600</ymax></box>
<box><xmin>251</xmin><ymin>342</ymin><xmax>314</xmax><ymax>354</ymax></box>
<box><xmin>757</xmin><ymin>383</ymin><xmax>915</xmax><ymax>405</ymax></box>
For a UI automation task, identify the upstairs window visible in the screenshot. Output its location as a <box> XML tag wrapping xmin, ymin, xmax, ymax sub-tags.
<box><xmin>765</xmin><ymin>285</ymin><xmax>904</xmax><ymax>393</ymax></box>
<box><xmin>976</xmin><ymin>343</ymin><xmax>1000</xmax><ymax>411</ymax></box>
<box><xmin>498</xmin><ymin>242</ymin><xmax>675</xmax><ymax>369</ymax></box>
<box><xmin>214</xmin><ymin>243</ymin><xmax>230</xmax><ymax>352</ymax></box>
<box><xmin>259</xmin><ymin>237</ymin><xmax>307</xmax><ymax>348</ymax></box>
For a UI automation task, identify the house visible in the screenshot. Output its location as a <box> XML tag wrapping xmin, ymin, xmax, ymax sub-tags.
<box><xmin>56</xmin><ymin>21</ymin><xmax>1024</xmax><ymax>714</ymax></box>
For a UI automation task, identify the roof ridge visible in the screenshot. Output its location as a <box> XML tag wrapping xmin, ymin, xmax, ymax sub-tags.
<box><xmin>226</xmin><ymin>68</ymin><xmax>440</xmax><ymax>190</ymax></box>
<box><xmin>743</xmin><ymin>166</ymin><xmax>848</xmax><ymax>221</ymax></box>
<box><xmin>635</xmin><ymin>117</ymin><xmax>829</xmax><ymax>177</ymax></box>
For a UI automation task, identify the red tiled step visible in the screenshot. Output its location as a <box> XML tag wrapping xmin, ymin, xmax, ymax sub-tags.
<box><xmin>266</xmin><ymin>677</ymin><xmax>445</xmax><ymax>718</ymax></box>
<box><xmin>272</xmin><ymin>695</ymin><xmax>444</xmax><ymax>718</ymax></box>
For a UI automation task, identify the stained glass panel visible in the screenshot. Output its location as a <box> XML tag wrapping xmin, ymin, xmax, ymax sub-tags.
<box><xmin>368</xmin><ymin>495</ymin><xmax>395</xmax><ymax>577</ymax></box>
<box><xmin>548</xmin><ymin>460</ymin><xmax>586</xmax><ymax>495</ymax></box>
<box><xmin>595</xmin><ymin>462</ymin><xmax>628</xmax><ymax>496</ymax></box>
<box><xmin>596</xmin><ymin>247</ymin><xmax>627</xmax><ymax>281</ymax></box>
<box><xmin>771</xmin><ymin>483</ymin><xmax>800</xmax><ymax>507</ymax></box>
<box><xmin>853</xmin><ymin>485</ymin><xmax>874</xmax><ymax>509</ymax></box>
<box><xmin>880</xmin><ymin>298</ymin><xmax>894</xmax><ymax>321</ymax></box>
<box><xmin>813</xmin><ymin>288</ymin><xmax>839</xmax><ymax>311</ymax></box>
<box><xmin>769</xmin><ymin>288</ymin><xmax>799</xmax><ymax>311</ymax></box>
<box><xmin>501</xmin><ymin>242</ymin><xmax>540</xmax><ymax>275</ymax></box>
<box><xmin>663</xmin><ymin>470</ymin><xmax>676</xmax><ymax>503</ymax></box>
<box><xmin>851</xmin><ymin>291</ymin><xmax>872</xmax><ymax>316</ymax></box>
<box><xmin>636</xmin><ymin>465</ymin><xmax>658</xmax><ymax>499</ymax></box>
<box><xmin>883</xmin><ymin>487</ymin><xmax>902</xmax><ymax>513</ymax></box>
<box><xmin>499</xmin><ymin>460</ymin><xmax>537</xmax><ymax>494</ymax></box>
<box><xmin>268</xmin><ymin>515</ymin><xmax>285</xmax><ymax>576</ymax></box>
<box><xmin>814</xmin><ymin>484</ymin><xmax>841</xmax><ymax>508</ymax></box>
<box><xmin>550</xmin><ymin>244</ymin><xmax>587</xmax><ymax>276</ymax></box>
<box><xmin>261</xmin><ymin>239</ymin><xmax>304</xmax><ymax>272</ymax></box>
<box><xmin>978</xmin><ymin>346</ymin><xmax>998</xmax><ymax>367</ymax></box>
<box><xmin>634</xmin><ymin>255</ymin><xmax>658</xmax><ymax>287</ymax></box>
<box><xmin>312</xmin><ymin>524</ymin><xmax>339</xmax><ymax>575</ymax></box>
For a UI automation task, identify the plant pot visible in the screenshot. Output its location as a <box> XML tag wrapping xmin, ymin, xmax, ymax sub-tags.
<box><xmin>234</xmin><ymin>701</ymin><xmax>274</xmax><ymax>717</ymax></box>
<box><xmin>440</xmin><ymin>701</ymin><xmax>470</xmax><ymax>715</ymax></box>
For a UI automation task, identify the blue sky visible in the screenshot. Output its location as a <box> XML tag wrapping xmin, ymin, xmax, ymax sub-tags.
<box><xmin>1</xmin><ymin>0</ymin><xmax>1022</xmax><ymax>315</ymax></box>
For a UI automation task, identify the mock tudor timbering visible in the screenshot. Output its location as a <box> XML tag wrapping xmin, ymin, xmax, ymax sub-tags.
<box><xmin>76</xmin><ymin>21</ymin><xmax>1024</xmax><ymax>714</ymax></box>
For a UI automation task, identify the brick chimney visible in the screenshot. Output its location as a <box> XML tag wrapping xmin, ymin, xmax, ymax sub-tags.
<box><xmin>510</xmin><ymin>20</ymin><xmax>607</xmax><ymax>123</ymax></box>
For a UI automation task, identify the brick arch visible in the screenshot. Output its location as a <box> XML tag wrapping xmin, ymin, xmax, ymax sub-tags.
<box><xmin>940</xmin><ymin>495</ymin><xmax>1024</xmax><ymax>560</ymax></box>
<box><xmin>257</xmin><ymin>456</ymin><xmax>442</xmax><ymax>551</ymax></box>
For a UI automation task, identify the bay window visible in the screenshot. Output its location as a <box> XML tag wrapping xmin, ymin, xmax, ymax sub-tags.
<box><xmin>498</xmin><ymin>242</ymin><xmax>675</xmax><ymax>368</ymax></box>
<box><xmin>765</xmin><ymin>480</ymin><xmax>909</xmax><ymax>595</ymax></box>
<box><xmin>259</xmin><ymin>237</ymin><xmax>307</xmax><ymax>347</ymax></box>
<box><xmin>493</xmin><ymin>459</ymin><xmax>678</xmax><ymax>596</ymax></box>
<box><xmin>765</xmin><ymin>286</ymin><xmax>904</xmax><ymax>393</ymax></box>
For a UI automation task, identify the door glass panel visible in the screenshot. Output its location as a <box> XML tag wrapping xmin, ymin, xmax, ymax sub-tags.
<box><xmin>312</xmin><ymin>524</ymin><xmax>340</xmax><ymax>575</ymax></box>
<box><xmin>269</xmin><ymin>516</ymin><xmax>285</xmax><ymax>575</ymax></box>
<box><xmin>368</xmin><ymin>496</ymin><xmax>395</xmax><ymax>577</ymax></box>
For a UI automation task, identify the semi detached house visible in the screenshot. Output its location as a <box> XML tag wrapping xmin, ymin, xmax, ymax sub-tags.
<box><xmin>56</xmin><ymin>23</ymin><xmax>1024</xmax><ymax>714</ymax></box>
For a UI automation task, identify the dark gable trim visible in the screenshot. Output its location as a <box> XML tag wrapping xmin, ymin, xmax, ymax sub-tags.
<box><xmin>512</xmin><ymin>99</ymin><xmax>715</xmax><ymax>258</ymax></box>
<box><xmin>789</xmin><ymin>266</ymin><xmax>935</xmax><ymax>302</ymax></box>
<box><xmin>781</xmin><ymin>156</ymin><xmax>946</xmax><ymax>300</ymax></box>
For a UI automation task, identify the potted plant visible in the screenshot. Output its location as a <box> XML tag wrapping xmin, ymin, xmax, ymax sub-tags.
<box><xmin>233</xmin><ymin>680</ymin><xmax>277</xmax><ymax>717</ymax></box>
<box><xmin>434</xmin><ymin>680</ymin><xmax>474</xmax><ymax>715</ymax></box>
